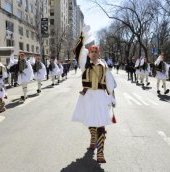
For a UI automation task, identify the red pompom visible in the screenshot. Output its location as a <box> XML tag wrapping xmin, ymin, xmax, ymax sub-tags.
<box><xmin>112</xmin><ymin>115</ymin><xmax>116</xmax><ymax>123</ymax></box>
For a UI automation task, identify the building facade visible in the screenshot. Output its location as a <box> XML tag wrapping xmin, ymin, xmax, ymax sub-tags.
<box><xmin>49</xmin><ymin>0</ymin><xmax>69</xmax><ymax>60</ymax></box>
<box><xmin>0</xmin><ymin>0</ymin><xmax>50</xmax><ymax>65</ymax></box>
<box><xmin>49</xmin><ymin>0</ymin><xmax>84</xmax><ymax>61</ymax></box>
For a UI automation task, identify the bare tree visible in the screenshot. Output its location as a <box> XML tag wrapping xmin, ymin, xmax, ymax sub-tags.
<box><xmin>91</xmin><ymin>0</ymin><xmax>159</xmax><ymax>58</ymax></box>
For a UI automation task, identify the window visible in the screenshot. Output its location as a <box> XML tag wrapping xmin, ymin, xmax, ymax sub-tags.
<box><xmin>50</xmin><ymin>29</ymin><xmax>55</xmax><ymax>36</ymax></box>
<box><xmin>46</xmin><ymin>49</ymin><xmax>49</xmax><ymax>55</ymax></box>
<box><xmin>26</xmin><ymin>30</ymin><xmax>29</xmax><ymax>38</ymax></box>
<box><xmin>36</xmin><ymin>46</ymin><xmax>39</xmax><ymax>53</ymax></box>
<box><xmin>19</xmin><ymin>42</ymin><xmax>24</xmax><ymax>50</ymax></box>
<box><xmin>18</xmin><ymin>26</ymin><xmax>23</xmax><ymax>36</ymax></box>
<box><xmin>31</xmin><ymin>31</ymin><xmax>34</xmax><ymax>40</ymax></box>
<box><xmin>31</xmin><ymin>45</ymin><xmax>34</xmax><ymax>52</ymax></box>
<box><xmin>17</xmin><ymin>9</ymin><xmax>23</xmax><ymax>19</ymax></box>
<box><xmin>50</xmin><ymin>38</ymin><xmax>55</xmax><ymax>45</ymax></box>
<box><xmin>25</xmin><ymin>0</ymin><xmax>29</xmax><ymax>12</ymax></box>
<box><xmin>6</xmin><ymin>39</ymin><xmax>14</xmax><ymax>46</ymax></box>
<box><xmin>30</xmin><ymin>18</ymin><xmax>33</xmax><ymax>25</ymax></box>
<box><xmin>4</xmin><ymin>0</ymin><xmax>13</xmax><ymax>13</ymax></box>
<box><xmin>26</xmin><ymin>44</ymin><xmax>29</xmax><ymax>51</ymax></box>
<box><xmin>50</xmin><ymin>0</ymin><xmax>54</xmax><ymax>6</ymax></box>
<box><xmin>6</xmin><ymin>21</ymin><xmax>14</xmax><ymax>32</ymax></box>
<box><xmin>30</xmin><ymin>4</ymin><xmax>33</xmax><ymax>13</ymax></box>
<box><xmin>50</xmin><ymin>12</ymin><xmax>54</xmax><ymax>16</ymax></box>
<box><xmin>50</xmin><ymin>19</ymin><xmax>54</xmax><ymax>25</ymax></box>
<box><xmin>25</xmin><ymin>14</ymin><xmax>29</xmax><ymax>22</ymax></box>
<box><xmin>17</xmin><ymin>0</ymin><xmax>22</xmax><ymax>6</ymax></box>
<box><xmin>46</xmin><ymin>40</ymin><xmax>48</xmax><ymax>45</ymax></box>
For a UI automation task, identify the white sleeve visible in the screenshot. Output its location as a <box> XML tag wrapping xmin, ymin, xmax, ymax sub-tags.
<box><xmin>3</xmin><ymin>68</ymin><xmax>8</xmax><ymax>79</ymax></box>
<box><xmin>106</xmin><ymin>69</ymin><xmax>117</xmax><ymax>94</ymax></box>
<box><xmin>106</xmin><ymin>69</ymin><xmax>117</xmax><ymax>105</ymax></box>
<box><xmin>79</xmin><ymin>47</ymin><xmax>88</xmax><ymax>72</ymax></box>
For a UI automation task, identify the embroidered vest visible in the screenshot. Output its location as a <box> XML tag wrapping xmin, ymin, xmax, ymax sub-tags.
<box><xmin>82</xmin><ymin>63</ymin><xmax>107</xmax><ymax>90</ymax></box>
<box><xmin>156</xmin><ymin>61</ymin><xmax>166</xmax><ymax>73</ymax></box>
<box><xmin>33</xmin><ymin>62</ymin><xmax>42</xmax><ymax>72</ymax></box>
<box><xmin>18</xmin><ymin>59</ymin><xmax>27</xmax><ymax>73</ymax></box>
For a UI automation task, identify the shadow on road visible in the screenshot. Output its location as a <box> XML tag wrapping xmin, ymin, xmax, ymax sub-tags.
<box><xmin>42</xmin><ymin>85</ymin><xmax>55</xmax><ymax>90</ymax></box>
<box><xmin>142</xmin><ymin>86</ymin><xmax>152</xmax><ymax>90</ymax></box>
<box><xmin>157</xmin><ymin>94</ymin><xmax>170</xmax><ymax>102</ymax></box>
<box><xmin>27</xmin><ymin>93</ymin><xmax>39</xmax><ymax>98</ymax></box>
<box><xmin>6</xmin><ymin>100</ymin><xmax>23</xmax><ymax>109</ymax></box>
<box><xmin>60</xmin><ymin>149</ymin><xmax>105</xmax><ymax>172</ymax></box>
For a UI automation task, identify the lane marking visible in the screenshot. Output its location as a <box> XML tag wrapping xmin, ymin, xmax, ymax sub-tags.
<box><xmin>146</xmin><ymin>98</ymin><xmax>159</xmax><ymax>105</ymax></box>
<box><xmin>133</xmin><ymin>93</ymin><xmax>149</xmax><ymax>106</ymax></box>
<box><xmin>158</xmin><ymin>131</ymin><xmax>170</xmax><ymax>146</ymax></box>
<box><xmin>123</xmin><ymin>92</ymin><xmax>142</xmax><ymax>105</ymax></box>
<box><xmin>0</xmin><ymin>116</ymin><xmax>5</xmax><ymax>123</ymax></box>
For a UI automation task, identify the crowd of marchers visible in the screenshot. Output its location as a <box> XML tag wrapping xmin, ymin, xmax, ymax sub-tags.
<box><xmin>0</xmin><ymin>51</ymin><xmax>72</xmax><ymax>113</ymax></box>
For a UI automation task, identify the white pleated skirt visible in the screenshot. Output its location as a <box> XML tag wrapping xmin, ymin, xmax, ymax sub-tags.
<box><xmin>72</xmin><ymin>89</ymin><xmax>112</xmax><ymax>127</ymax></box>
<box><xmin>156</xmin><ymin>71</ymin><xmax>167</xmax><ymax>80</ymax></box>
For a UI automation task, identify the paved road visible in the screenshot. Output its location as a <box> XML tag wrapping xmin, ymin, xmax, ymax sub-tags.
<box><xmin>0</xmin><ymin>69</ymin><xmax>170</xmax><ymax>172</ymax></box>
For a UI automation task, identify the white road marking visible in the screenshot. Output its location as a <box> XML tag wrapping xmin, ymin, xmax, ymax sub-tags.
<box><xmin>0</xmin><ymin>116</ymin><xmax>5</xmax><ymax>122</ymax></box>
<box><xmin>133</xmin><ymin>93</ymin><xmax>150</xmax><ymax>106</ymax></box>
<box><xmin>123</xmin><ymin>92</ymin><xmax>142</xmax><ymax>105</ymax></box>
<box><xmin>146</xmin><ymin>98</ymin><xmax>159</xmax><ymax>105</ymax></box>
<box><xmin>158</xmin><ymin>131</ymin><xmax>170</xmax><ymax>146</ymax></box>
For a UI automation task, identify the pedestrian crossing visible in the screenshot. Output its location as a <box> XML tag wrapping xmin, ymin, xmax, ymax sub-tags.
<box><xmin>122</xmin><ymin>92</ymin><xmax>159</xmax><ymax>106</ymax></box>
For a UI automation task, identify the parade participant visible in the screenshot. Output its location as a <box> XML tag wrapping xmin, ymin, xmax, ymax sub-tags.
<box><xmin>7</xmin><ymin>51</ymin><xmax>18</xmax><ymax>87</ymax></box>
<box><xmin>0</xmin><ymin>62</ymin><xmax>8</xmax><ymax>112</ymax></box>
<box><xmin>62</xmin><ymin>62</ymin><xmax>69</xmax><ymax>80</ymax></box>
<box><xmin>140</xmin><ymin>57</ymin><xmax>150</xmax><ymax>86</ymax></box>
<box><xmin>33</xmin><ymin>56</ymin><xmax>47</xmax><ymax>94</ymax></box>
<box><xmin>57</xmin><ymin>60</ymin><xmax>64</xmax><ymax>83</ymax></box>
<box><xmin>106</xmin><ymin>57</ymin><xmax>113</xmax><ymax>69</ymax></box>
<box><xmin>17</xmin><ymin>52</ymin><xmax>34</xmax><ymax>101</ymax></box>
<box><xmin>129</xmin><ymin>59</ymin><xmax>136</xmax><ymax>82</ymax></box>
<box><xmin>73</xmin><ymin>59</ymin><xmax>78</xmax><ymax>74</ymax></box>
<box><xmin>49</xmin><ymin>58</ymin><xmax>60</xmax><ymax>86</ymax></box>
<box><xmin>72</xmin><ymin>31</ymin><xmax>117</xmax><ymax>163</ymax></box>
<box><xmin>115</xmin><ymin>61</ymin><xmax>120</xmax><ymax>74</ymax></box>
<box><xmin>135</xmin><ymin>56</ymin><xmax>143</xmax><ymax>84</ymax></box>
<box><xmin>155</xmin><ymin>52</ymin><xmax>169</xmax><ymax>95</ymax></box>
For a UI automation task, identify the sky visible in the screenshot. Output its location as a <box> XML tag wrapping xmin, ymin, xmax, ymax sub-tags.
<box><xmin>76</xmin><ymin>0</ymin><xmax>121</xmax><ymax>41</ymax></box>
<box><xmin>77</xmin><ymin>0</ymin><xmax>111</xmax><ymax>33</ymax></box>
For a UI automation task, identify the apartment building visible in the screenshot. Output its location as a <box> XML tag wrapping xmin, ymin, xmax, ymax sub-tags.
<box><xmin>49</xmin><ymin>0</ymin><xmax>84</xmax><ymax>60</ymax></box>
<box><xmin>0</xmin><ymin>0</ymin><xmax>50</xmax><ymax>65</ymax></box>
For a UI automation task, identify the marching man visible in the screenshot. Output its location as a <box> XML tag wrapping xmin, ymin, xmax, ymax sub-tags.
<box><xmin>49</xmin><ymin>58</ymin><xmax>60</xmax><ymax>86</ymax></box>
<box><xmin>155</xmin><ymin>52</ymin><xmax>169</xmax><ymax>95</ymax></box>
<box><xmin>57</xmin><ymin>60</ymin><xmax>64</xmax><ymax>83</ymax></box>
<box><xmin>17</xmin><ymin>52</ymin><xmax>34</xmax><ymax>101</ymax></box>
<box><xmin>33</xmin><ymin>56</ymin><xmax>47</xmax><ymax>94</ymax></box>
<box><xmin>140</xmin><ymin>57</ymin><xmax>150</xmax><ymax>87</ymax></box>
<box><xmin>0</xmin><ymin>62</ymin><xmax>8</xmax><ymax>112</ymax></box>
<box><xmin>72</xmin><ymin>31</ymin><xmax>117</xmax><ymax>163</ymax></box>
<box><xmin>135</xmin><ymin>56</ymin><xmax>143</xmax><ymax>84</ymax></box>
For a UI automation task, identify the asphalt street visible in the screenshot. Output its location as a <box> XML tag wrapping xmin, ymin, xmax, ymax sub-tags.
<box><xmin>0</xmin><ymin>69</ymin><xmax>170</xmax><ymax>172</ymax></box>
